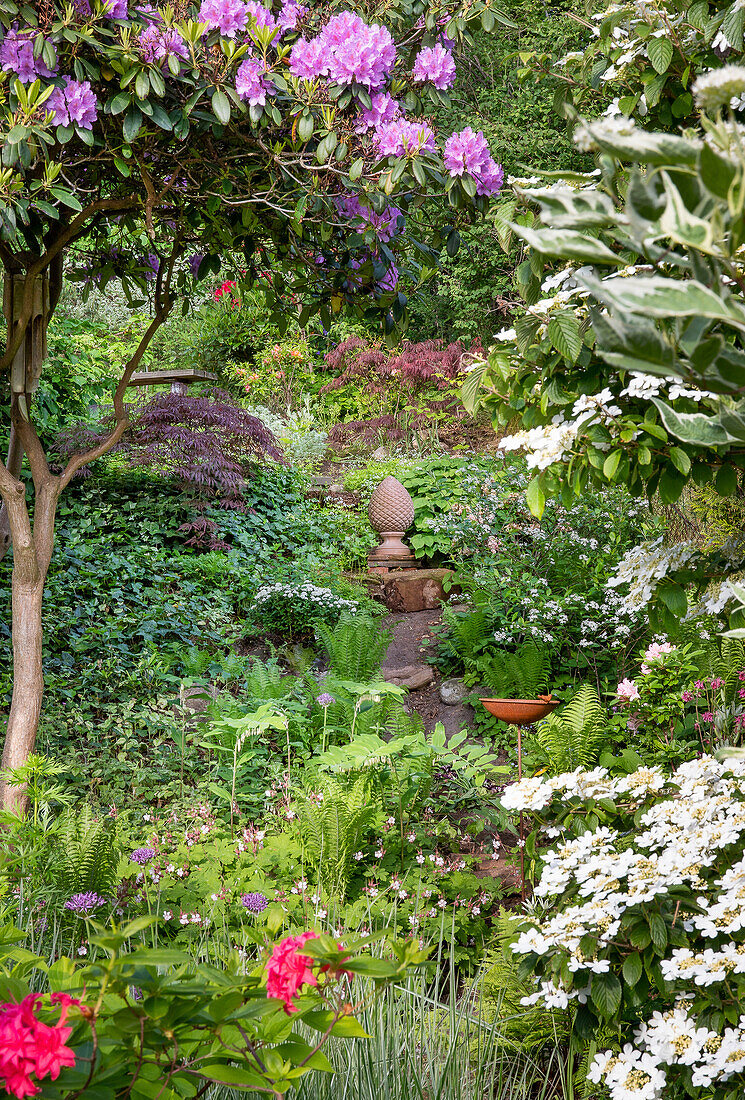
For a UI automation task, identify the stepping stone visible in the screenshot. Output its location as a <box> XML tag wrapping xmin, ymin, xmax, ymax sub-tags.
<box><xmin>382</xmin><ymin>664</ymin><xmax>435</xmax><ymax>690</ymax></box>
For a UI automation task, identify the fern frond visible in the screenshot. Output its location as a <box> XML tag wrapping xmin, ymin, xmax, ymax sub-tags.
<box><xmin>315</xmin><ymin>614</ymin><xmax>392</xmax><ymax>681</ymax></box>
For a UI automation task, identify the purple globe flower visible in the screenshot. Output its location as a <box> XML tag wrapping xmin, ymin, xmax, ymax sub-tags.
<box><xmin>130</xmin><ymin>847</ymin><xmax>156</xmax><ymax>865</ymax></box>
<box><xmin>0</xmin><ymin>26</ymin><xmax>57</xmax><ymax>83</ymax></box>
<box><xmin>241</xmin><ymin>891</ymin><xmax>268</xmax><ymax>913</ymax></box>
<box><xmin>316</xmin><ymin>692</ymin><xmax>336</xmax><ymax>707</ymax></box>
<box><xmin>198</xmin><ymin>0</ymin><xmax>249</xmax><ymax>38</ymax></box>
<box><xmin>443</xmin><ymin>127</ymin><xmax>504</xmax><ymax>196</ymax></box>
<box><xmin>236</xmin><ymin>56</ymin><xmax>271</xmax><ymax>106</ymax></box>
<box><xmin>47</xmin><ymin>77</ymin><xmax>98</xmax><ymax>130</ymax></box>
<box><xmin>64</xmin><ymin>892</ymin><xmax>107</xmax><ymax>915</ymax></box>
<box><xmin>412</xmin><ymin>44</ymin><xmax>456</xmax><ymax>90</ymax></box>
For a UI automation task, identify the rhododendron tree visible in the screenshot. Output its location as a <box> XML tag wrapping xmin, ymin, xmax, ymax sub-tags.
<box><xmin>0</xmin><ymin>0</ymin><xmax>506</xmax><ymax>804</ymax></box>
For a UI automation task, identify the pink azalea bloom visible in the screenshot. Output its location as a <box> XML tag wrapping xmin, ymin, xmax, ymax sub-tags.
<box><xmin>616</xmin><ymin>678</ymin><xmax>640</xmax><ymax>703</ymax></box>
<box><xmin>266</xmin><ymin>932</ymin><xmax>319</xmax><ymax>1013</ymax></box>
<box><xmin>643</xmin><ymin>641</ymin><xmax>675</xmax><ymax>663</ymax></box>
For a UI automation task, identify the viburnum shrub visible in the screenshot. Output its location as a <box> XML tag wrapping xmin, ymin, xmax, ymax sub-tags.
<box><xmin>0</xmin><ymin>0</ymin><xmax>505</xmax><ymax>800</ymax></box>
<box><xmin>0</xmin><ymin>920</ymin><xmax>427</xmax><ymax>1098</ymax></box>
<box><xmin>503</xmin><ymin>754</ymin><xmax>745</xmax><ymax>1100</ymax></box>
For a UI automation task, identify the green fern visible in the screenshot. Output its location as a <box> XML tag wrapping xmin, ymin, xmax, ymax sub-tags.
<box><xmin>528</xmin><ymin>684</ymin><xmax>606</xmax><ymax>775</ymax></box>
<box><xmin>243</xmin><ymin>657</ymin><xmax>295</xmax><ymax>702</ymax></box>
<box><xmin>52</xmin><ymin>804</ymin><xmax>120</xmax><ymax>900</ymax></box>
<box><xmin>315</xmin><ymin>613</ymin><xmax>392</xmax><ymax>681</ymax></box>
<box><xmin>478</xmin><ymin>911</ymin><xmax>570</xmax><ymax>1052</ymax></box>
<box><xmin>475</xmin><ymin>641</ymin><xmax>550</xmax><ymax>699</ymax></box>
<box><xmin>441</xmin><ymin>608</ymin><xmax>492</xmax><ymax>666</ymax></box>
<box><xmin>298</xmin><ymin>774</ymin><xmax>378</xmax><ymax>899</ymax></box>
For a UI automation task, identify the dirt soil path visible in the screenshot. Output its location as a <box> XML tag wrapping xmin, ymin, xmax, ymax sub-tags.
<box><xmin>381</xmin><ymin>609</ymin><xmax>476</xmax><ymax>738</ymax></box>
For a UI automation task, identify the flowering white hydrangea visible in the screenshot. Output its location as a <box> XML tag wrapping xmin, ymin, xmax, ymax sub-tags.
<box><xmin>506</xmin><ymin>755</ymin><xmax>745</xmax><ymax>1100</ymax></box>
<box><xmin>607</xmin><ymin>537</ymin><xmax>698</xmax><ymax>612</ymax></box>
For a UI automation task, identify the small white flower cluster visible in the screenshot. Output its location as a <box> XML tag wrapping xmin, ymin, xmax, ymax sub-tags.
<box><xmin>507</xmin><ymin>755</ymin><xmax>745</xmax><ymax>1099</ymax></box>
<box><xmin>607</xmin><ymin>537</ymin><xmax>698</xmax><ymax>612</ymax></box>
<box><xmin>500</xmin><ymin>389</ymin><xmax>624</xmax><ymax>471</ymax></box>
<box><xmin>254</xmin><ymin>582</ymin><xmax>359</xmax><ymax>615</ymax></box>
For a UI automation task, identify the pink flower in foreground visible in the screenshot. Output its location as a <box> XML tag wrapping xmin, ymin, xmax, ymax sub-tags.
<box><xmin>643</xmin><ymin>641</ymin><xmax>675</xmax><ymax>663</ymax></box>
<box><xmin>0</xmin><ymin>994</ymin><xmax>78</xmax><ymax>1098</ymax></box>
<box><xmin>616</xmin><ymin>678</ymin><xmax>640</xmax><ymax>704</ymax></box>
<box><xmin>198</xmin><ymin>0</ymin><xmax>248</xmax><ymax>37</ymax></box>
<box><xmin>374</xmin><ymin>118</ymin><xmax>435</xmax><ymax>156</ymax></box>
<box><xmin>266</xmin><ymin>932</ymin><xmax>318</xmax><ymax>1013</ymax></box>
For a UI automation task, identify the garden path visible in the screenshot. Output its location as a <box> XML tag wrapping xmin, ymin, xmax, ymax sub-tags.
<box><xmin>381</xmin><ymin>609</ymin><xmax>475</xmax><ymax>738</ymax></box>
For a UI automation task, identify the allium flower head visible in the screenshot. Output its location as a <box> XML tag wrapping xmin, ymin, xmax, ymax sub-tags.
<box><xmin>412</xmin><ymin>43</ymin><xmax>456</xmax><ymax>89</ymax></box>
<box><xmin>316</xmin><ymin>692</ymin><xmax>336</xmax><ymax>707</ymax></box>
<box><xmin>47</xmin><ymin>78</ymin><xmax>98</xmax><ymax>130</ymax></box>
<box><xmin>0</xmin><ymin>26</ymin><xmax>57</xmax><ymax>83</ymax></box>
<box><xmin>64</xmin><ymin>892</ymin><xmax>107</xmax><ymax>915</ymax></box>
<box><xmin>241</xmin><ymin>891</ymin><xmax>269</xmax><ymax>912</ymax></box>
<box><xmin>374</xmin><ymin>118</ymin><xmax>435</xmax><ymax>156</ymax></box>
<box><xmin>198</xmin><ymin>0</ymin><xmax>249</xmax><ymax>37</ymax></box>
<box><xmin>236</xmin><ymin>55</ymin><xmax>271</xmax><ymax>105</ymax></box>
<box><xmin>443</xmin><ymin>127</ymin><xmax>503</xmax><ymax>195</ymax></box>
<box><xmin>130</xmin><ymin>847</ymin><xmax>156</xmax><ymax>865</ymax></box>
<box><xmin>265</xmin><ymin>931</ymin><xmax>318</xmax><ymax>1013</ymax></box>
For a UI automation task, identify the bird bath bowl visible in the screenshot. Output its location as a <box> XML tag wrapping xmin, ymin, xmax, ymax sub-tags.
<box><xmin>479</xmin><ymin>696</ymin><xmax>560</xmax><ymax>724</ymax></box>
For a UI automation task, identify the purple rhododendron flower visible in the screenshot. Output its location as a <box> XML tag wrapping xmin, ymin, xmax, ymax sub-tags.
<box><xmin>289</xmin><ymin>35</ymin><xmax>331</xmax><ymax>79</ymax></box>
<box><xmin>412</xmin><ymin>43</ymin><xmax>455</xmax><ymax>89</ymax></box>
<box><xmin>0</xmin><ymin>25</ymin><xmax>57</xmax><ymax>82</ymax></box>
<box><xmin>374</xmin><ymin>118</ymin><xmax>435</xmax><ymax>157</ymax></box>
<box><xmin>189</xmin><ymin>253</ymin><xmax>205</xmax><ymax>278</ymax></box>
<box><xmin>236</xmin><ymin>55</ymin><xmax>271</xmax><ymax>105</ymax></box>
<box><xmin>139</xmin><ymin>23</ymin><xmax>189</xmax><ymax>64</ymax></box>
<box><xmin>47</xmin><ymin>77</ymin><xmax>98</xmax><ymax>130</ymax></box>
<box><xmin>278</xmin><ymin>0</ymin><xmax>306</xmax><ymax>31</ymax></box>
<box><xmin>443</xmin><ymin>126</ymin><xmax>504</xmax><ymax>196</ymax></box>
<box><xmin>245</xmin><ymin>0</ymin><xmax>278</xmax><ymax>32</ymax></box>
<box><xmin>72</xmin><ymin>0</ymin><xmax>91</xmax><ymax>15</ymax></box>
<box><xmin>130</xmin><ymin>846</ymin><xmax>156</xmax><ymax>864</ymax></box>
<box><xmin>336</xmin><ymin>194</ymin><xmax>403</xmax><ymax>242</ymax></box>
<box><xmin>198</xmin><ymin>0</ymin><xmax>249</xmax><ymax>37</ymax></box>
<box><xmin>104</xmin><ymin>0</ymin><xmax>129</xmax><ymax>17</ymax></box>
<box><xmin>355</xmin><ymin>91</ymin><xmax>401</xmax><ymax>133</ymax></box>
<box><xmin>241</xmin><ymin>891</ymin><xmax>269</xmax><ymax>913</ymax></box>
<box><xmin>64</xmin><ymin>892</ymin><xmax>108</xmax><ymax>915</ymax></box>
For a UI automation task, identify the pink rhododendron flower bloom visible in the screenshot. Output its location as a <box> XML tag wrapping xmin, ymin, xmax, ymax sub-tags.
<box><xmin>278</xmin><ymin>0</ymin><xmax>306</xmax><ymax>30</ymax></box>
<box><xmin>245</xmin><ymin>0</ymin><xmax>278</xmax><ymax>32</ymax></box>
<box><xmin>443</xmin><ymin>126</ymin><xmax>503</xmax><ymax>195</ymax></box>
<box><xmin>289</xmin><ymin>35</ymin><xmax>331</xmax><ymax>79</ymax></box>
<box><xmin>412</xmin><ymin>43</ymin><xmax>456</xmax><ymax>89</ymax></box>
<box><xmin>616</xmin><ymin>678</ymin><xmax>640</xmax><ymax>704</ymax></box>
<box><xmin>374</xmin><ymin>118</ymin><xmax>435</xmax><ymax>156</ymax></box>
<box><xmin>139</xmin><ymin>23</ymin><xmax>189</xmax><ymax>64</ymax></box>
<box><xmin>336</xmin><ymin>194</ymin><xmax>402</xmax><ymax>242</ymax></box>
<box><xmin>643</xmin><ymin>641</ymin><xmax>675</xmax><ymax>662</ymax></box>
<box><xmin>198</xmin><ymin>0</ymin><xmax>249</xmax><ymax>37</ymax></box>
<box><xmin>0</xmin><ymin>993</ymin><xmax>78</xmax><ymax>1098</ymax></box>
<box><xmin>236</xmin><ymin>55</ymin><xmax>271</xmax><ymax>105</ymax></box>
<box><xmin>103</xmin><ymin>0</ymin><xmax>128</xmax><ymax>16</ymax></box>
<box><xmin>0</xmin><ymin>26</ymin><xmax>57</xmax><ymax>81</ymax></box>
<box><xmin>47</xmin><ymin>77</ymin><xmax>98</xmax><ymax>129</ymax></box>
<box><xmin>355</xmin><ymin>90</ymin><xmax>401</xmax><ymax>132</ymax></box>
<box><xmin>265</xmin><ymin>931</ymin><xmax>318</xmax><ymax>1013</ymax></box>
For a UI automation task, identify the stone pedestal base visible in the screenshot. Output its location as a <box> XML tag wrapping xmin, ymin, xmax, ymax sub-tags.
<box><xmin>378</xmin><ymin>567</ymin><xmax>456</xmax><ymax>613</ymax></box>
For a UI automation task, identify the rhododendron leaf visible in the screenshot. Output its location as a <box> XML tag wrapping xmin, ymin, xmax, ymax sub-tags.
<box><xmin>199</xmin><ymin>1064</ymin><xmax>269</xmax><ymax>1087</ymax></box>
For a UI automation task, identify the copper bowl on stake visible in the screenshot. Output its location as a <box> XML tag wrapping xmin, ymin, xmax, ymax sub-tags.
<box><xmin>479</xmin><ymin>696</ymin><xmax>560</xmax><ymax>724</ymax></box>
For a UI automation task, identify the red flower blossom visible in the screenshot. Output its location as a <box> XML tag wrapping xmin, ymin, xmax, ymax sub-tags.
<box><xmin>0</xmin><ymin>994</ymin><xmax>77</xmax><ymax>1098</ymax></box>
<box><xmin>265</xmin><ymin>932</ymin><xmax>318</xmax><ymax>1013</ymax></box>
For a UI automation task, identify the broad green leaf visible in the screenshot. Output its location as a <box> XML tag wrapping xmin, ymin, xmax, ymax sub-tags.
<box><xmin>211</xmin><ymin>87</ymin><xmax>231</xmax><ymax>125</ymax></box>
<box><xmin>591</xmin><ymin>971</ymin><xmax>622</xmax><ymax>1018</ymax></box>
<box><xmin>651</xmin><ymin>399</ymin><xmax>732</xmax><ymax>445</ymax></box>
<box><xmin>526</xmin><ymin>475</ymin><xmax>546</xmax><ymax>518</ymax></box>
<box><xmin>512</xmin><ymin>224</ymin><xmax>621</xmax><ymax>264</ymax></box>
<box><xmin>647</xmin><ymin>36</ymin><xmax>673</xmax><ymax>74</ymax></box>
<box><xmin>581</xmin><ymin>272</ymin><xmax>745</xmax><ymax>331</ymax></box>
<box><xmin>622</xmin><ymin>953</ymin><xmax>643</xmax><ymax>987</ymax></box>
<box><xmin>547</xmin><ymin>311</ymin><xmax>582</xmax><ymax>362</ymax></box>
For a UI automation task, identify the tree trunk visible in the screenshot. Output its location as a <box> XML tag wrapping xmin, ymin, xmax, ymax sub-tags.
<box><xmin>1</xmin><ymin>576</ymin><xmax>44</xmax><ymax>774</ymax></box>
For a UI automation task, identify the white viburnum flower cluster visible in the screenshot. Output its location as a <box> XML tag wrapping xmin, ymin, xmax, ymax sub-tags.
<box><xmin>505</xmin><ymin>755</ymin><xmax>745</xmax><ymax>1100</ymax></box>
<box><xmin>499</xmin><ymin>388</ymin><xmax>622</xmax><ymax>471</ymax></box>
<box><xmin>607</xmin><ymin>537</ymin><xmax>698</xmax><ymax>612</ymax></box>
